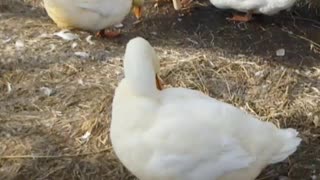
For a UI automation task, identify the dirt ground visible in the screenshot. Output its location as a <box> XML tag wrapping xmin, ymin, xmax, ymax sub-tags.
<box><xmin>0</xmin><ymin>0</ymin><xmax>320</xmax><ymax>180</ymax></box>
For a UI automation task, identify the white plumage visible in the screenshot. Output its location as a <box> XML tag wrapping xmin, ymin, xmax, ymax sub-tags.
<box><xmin>209</xmin><ymin>0</ymin><xmax>297</xmax><ymax>15</ymax></box>
<box><xmin>110</xmin><ymin>37</ymin><xmax>301</xmax><ymax>180</ymax></box>
<box><xmin>43</xmin><ymin>0</ymin><xmax>142</xmax><ymax>31</ymax></box>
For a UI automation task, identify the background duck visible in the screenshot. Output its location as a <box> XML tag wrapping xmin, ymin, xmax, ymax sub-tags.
<box><xmin>110</xmin><ymin>37</ymin><xmax>301</xmax><ymax>180</ymax></box>
<box><xmin>43</xmin><ymin>0</ymin><xmax>144</xmax><ymax>38</ymax></box>
<box><xmin>209</xmin><ymin>0</ymin><xmax>297</xmax><ymax>22</ymax></box>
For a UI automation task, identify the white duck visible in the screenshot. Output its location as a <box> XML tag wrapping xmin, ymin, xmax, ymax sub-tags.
<box><xmin>111</xmin><ymin>37</ymin><xmax>301</xmax><ymax>180</ymax></box>
<box><xmin>43</xmin><ymin>0</ymin><xmax>144</xmax><ymax>38</ymax></box>
<box><xmin>209</xmin><ymin>0</ymin><xmax>297</xmax><ymax>22</ymax></box>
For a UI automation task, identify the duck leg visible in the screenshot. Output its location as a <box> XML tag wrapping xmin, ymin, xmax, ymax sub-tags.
<box><xmin>156</xmin><ymin>74</ymin><xmax>164</xmax><ymax>90</ymax></box>
<box><xmin>227</xmin><ymin>11</ymin><xmax>253</xmax><ymax>22</ymax></box>
<box><xmin>133</xmin><ymin>6</ymin><xmax>143</xmax><ymax>19</ymax></box>
<box><xmin>96</xmin><ymin>30</ymin><xmax>121</xmax><ymax>39</ymax></box>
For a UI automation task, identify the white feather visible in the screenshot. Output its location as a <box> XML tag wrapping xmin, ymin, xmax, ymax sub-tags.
<box><xmin>210</xmin><ymin>0</ymin><xmax>297</xmax><ymax>15</ymax></box>
<box><xmin>111</xmin><ymin>37</ymin><xmax>301</xmax><ymax>180</ymax></box>
<box><xmin>43</xmin><ymin>0</ymin><xmax>132</xmax><ymax>31</ymax></box>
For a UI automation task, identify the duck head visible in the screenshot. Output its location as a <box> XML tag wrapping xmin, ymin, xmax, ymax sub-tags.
<box><xmin>124</xmin><ymin>37</ymin><xmax>164</xmax><ymax>96</ymax></box>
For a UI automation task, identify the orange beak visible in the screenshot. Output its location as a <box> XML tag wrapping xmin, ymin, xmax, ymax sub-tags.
<box><xmin>133</xmin><ymin>6</ymin><xmax>142</xmax><ymax>19</ymax></box>
<box><xmin>156</xmin><ymin>74</ymin><xmax>164</xmax><ymax>90</ymax></box>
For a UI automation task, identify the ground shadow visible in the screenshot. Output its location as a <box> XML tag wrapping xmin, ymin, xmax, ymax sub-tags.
<box><xmin>117</xmin><ymin>2</ymin><xmax>320</xmax><ymax>68</ymax></box>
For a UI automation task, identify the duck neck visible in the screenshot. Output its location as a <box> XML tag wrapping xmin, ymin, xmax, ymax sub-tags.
<box><xmin>124</xmin><ymin>58</ymin><xmax>158</xmax><ymax>97</ymax></box>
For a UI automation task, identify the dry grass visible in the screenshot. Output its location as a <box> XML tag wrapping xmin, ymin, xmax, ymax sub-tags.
<box><xmin>0</xmin><ymin>0</ymin><xmax>320</xmax><ymax>180</ymax></box>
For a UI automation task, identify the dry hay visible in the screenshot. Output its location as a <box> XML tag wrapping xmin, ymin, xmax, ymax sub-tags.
<box><xmin>0</xmin><ymin>0</ymin><xmax>320</xmax><ymax>180</ymax></box>
<box><xmin>1</xmin><ymin>47</ymin><xmax>320</xmax><ymax>179</ymax></box>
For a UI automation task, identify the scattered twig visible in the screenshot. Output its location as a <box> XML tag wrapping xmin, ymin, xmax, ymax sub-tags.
<box><xmin>283</xmin><ymin>14</ymin><xmax>320</xmax><ymax>26</ymax></box>
<box><xmin>282</xmin><ymin>29</ymin><xmax>320</xmax><ymax>48</ymax></box>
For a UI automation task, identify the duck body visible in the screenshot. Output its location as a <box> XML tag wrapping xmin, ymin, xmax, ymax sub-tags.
<box><xmin>111</xmin><ymin>37</ymin><xmax>301</xmax><ymax>180</ymax></box>
<box><xmin>43</xmin><ymin>0</ymin><xmax>132</xmax><ymax>31</ymax></box>
<box><xmin>209</xmin><ymin>0</ymin><xmax>297</xmax><ymax>15</ymax></box>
